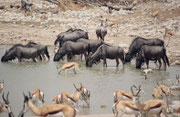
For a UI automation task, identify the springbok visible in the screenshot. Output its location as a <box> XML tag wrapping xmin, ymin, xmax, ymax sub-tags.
<box><xmin>152</xmin><ymin>82</ymin><xmax>173</xmax><ymax>99</ymax></box>
<box><xmin>170</xmin><ymin>75</ymin><xmax>180</xmax><ymax>90</ymax></box>
<box><xmin>0</xmin><ymin>80</ymin><xmax>4</xmax><ymax>93</ymax></box>
<box><xmin>163</xmin><ymin>28</ymin><xmax>175</xmax><ymax>46</ymax></box>
<box><xmin>18</xmin><ymin>92</ymin><xmax>76</xmax><ymax>117</ymax></box>
<box><xmin>151</xmin><ymin>10</ymin><xmax>159</xmax><ymax>24</ymax></box>
<box><xmin>0</xmin><ymin>92</ymin><xmax>14</xmax><ymax>117</ymax></box>
<box><xmin>53</xmin><ymin>83</ymin><xmax>90</xmax><ymax>108</ymax></box>
<box><xmin>112</xmin><ymin>99</ymin><xmax>141</xmax><ymax>117</ymax></box>
<box><xmin>113</xmin><ymin>85</ymin><xmax>144</xmax><ymax>103</ymax></box>
<box><xmin>131</xmin><ymin>85</ymin><xmax>168</xmax><ymax>117</ymax></box>
<box><xmin>105</xmin><ymin>19</ymin><xmax>119</xmax><ymax>36</ymax></box>
<box><xmin>57</xmin><ymin>62</ymin><xmax>80</xmax><ymax>74</ymax></box>
<box><xmin>31</xmin><ymin>89</ymin><xmax>45</xmax><ymax>107</ymax></box>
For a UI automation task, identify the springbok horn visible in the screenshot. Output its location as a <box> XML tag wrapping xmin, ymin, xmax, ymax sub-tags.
<box><xmin>130</xmin><ymin>86</ymin><xmax>135</xmax><ymax>96</ymax></box>
<box><xmin>132</xmin><ymin>85</ymin><xmax>137</xmax><ymax>88</ymax></box>
<box><xmin>6</xmin><ymin>92</ymin><xmax>9</xmax><ymax>104</ymax></box>
<box><xmin>79</xmin><ymin>82</ymin><xmax>82</xmax><ymax>87</ymax></box>
<box><xmin>157</xmin><ymin>81</ymin><xmax>160</xmax><ymax>86</ymax></box>
<box><xmin>73</xmin><ymin>84</ymin><xmax>78</xmax><ymax>90</ymax></box>
<box><xmin>135</xmin><ymin>85</ymin><xmax>141</xmax><ymax>96</ymax></box>
<box><xmin>2</xmin><ymin>92</ymin><xmax>7</xmax><ymax>103</ymax></box>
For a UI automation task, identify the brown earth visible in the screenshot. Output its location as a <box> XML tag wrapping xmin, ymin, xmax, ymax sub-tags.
<box><xmin>0</xmin><ymin>0</ymin><xmax>180</xmax><ymax>65</ymax></box>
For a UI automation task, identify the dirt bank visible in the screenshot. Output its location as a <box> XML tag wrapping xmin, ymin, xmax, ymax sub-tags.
<box><xmin>0</xmin><ymin>0</ymin><xmax>180</xmax><ymax>65</ymax></box>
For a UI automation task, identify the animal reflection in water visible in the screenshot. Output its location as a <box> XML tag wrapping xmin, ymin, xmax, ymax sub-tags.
<box><xmin>57</xmin><ymin>62</ymin><xmax>80</xmax><ymax>74</ymax></box>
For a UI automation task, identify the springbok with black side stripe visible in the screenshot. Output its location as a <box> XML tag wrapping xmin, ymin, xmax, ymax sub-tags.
<box><xmin>18</xmin><ymin>92</ymin><xmax>76</xmax><ymax>117</ymax></box>
<box><xmin>113</xmin><ymin>85</ymin><xmax>144</xmax><ymax>103</ymax></box>
<box><xmin>53</xmin><ymin>83</ymin><xmax>90</xmax><ymax>108</ymax></box>
<box><xmin>31</xmin><ymin>89</ymin><xmax>45</xmax><ymax>107</ymax></box>
<box><xmin>131</xmin><ymin>85</ymin><xmax>168</xmax><ymax>117</ymax></box>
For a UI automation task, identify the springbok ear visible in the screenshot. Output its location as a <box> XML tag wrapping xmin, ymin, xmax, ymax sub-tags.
<box><xmin>28</xmin><ymin>91</ymin><xmax>32</xmax><ymax>99</ymax></box>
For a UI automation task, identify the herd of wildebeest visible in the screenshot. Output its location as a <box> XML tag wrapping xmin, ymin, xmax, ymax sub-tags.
<box><xmin>0</xmin><ymin>27</ymin><xmax>180</xmax><ymax>117</ymax></box>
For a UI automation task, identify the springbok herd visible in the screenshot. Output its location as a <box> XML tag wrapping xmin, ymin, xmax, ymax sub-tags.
<box><xmin>0</xmin><ymin>26</ymin><xmax>180</xmax><ymax>117</ymax></box>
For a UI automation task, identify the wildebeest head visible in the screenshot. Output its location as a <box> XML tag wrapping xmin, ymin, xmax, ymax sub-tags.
<box><xmin>1</xmin><ymin>50</ymin><xmax>16</xmax><ymax>62</ymax></box>
<box><xmin>125</xmin><ymin>52</ymin><xmax>132</xmax><ymax>62</ymax></box>
<box><xmin>136</xmin><ymin>55</ymin><xmax>144</xmax><ymax>69</ymax></box>
<box><xmin>53</xmin><ymin>49</ymin><xmax>66</xmax><ymax>61</ymax></box>
<box><xmin>83</xmin><ymin>32</ymin><xmax>89</xmax><ymax>39</ymax></box>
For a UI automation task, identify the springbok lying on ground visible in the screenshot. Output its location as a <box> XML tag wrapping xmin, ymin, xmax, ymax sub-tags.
<box><xmin>113</xmin><ymin>85</ymin><xmax>144</xmax><ymax>103</ymax></box>
<box><xmin>0</xmin><ymin>80</ymin><xmax>4</xmax><ymax>93</ymax></box>
<box><xmin>53</xmin><ymin>84</ymin><xmax>90</xmax><ymax>108</ymax></box>
<box><xmin>57</xmin><ymin>62</ymin><xmax>80</xmax><ymax>74</ymax></box>
<box><xmin>0</xmin><ymin>92</ymin><xmax>14</xmax><ymax>117</ymax></box>
<box><xmin>31</xmin><ymin>89</ymin><xmax>45</xmax><ymax>107</ymax></box>
<box><xmin>131</xmin><ymin>85</ymin><xmax>168</xmax><ymax>117</ymax></box>
<box><xmin>18</xmin><ymin>92</ymin><xmax>76</xmax><ymax>117</ymax></box>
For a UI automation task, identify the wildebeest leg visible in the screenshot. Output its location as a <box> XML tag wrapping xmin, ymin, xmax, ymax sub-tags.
<box><xmin>32</xmin><ymin>58</ymin><xmax>36</xmax><ymax>62</ymax></box>
<box><xmin>146</xmin><ymin>60</ymin><xmax>149</xmax><ymax>69</ymax></box>
<box><xmin>103</xmin><ymin>58</ymin><xmax>107</xmax><ymax>67</ymax></box>
<box><xmin>18</xmin><ymin>58</ymin><xmax>22</xmax><ymax>62</ymax></box>
<box><xmin>84</xmin><ymin>52</ymin><xmax>88</xmax><ymax>61</ymax></box>
<box><xmin>42</xmin><ymin>53</ymin><xmax>46</xmax><ymax>60</ymax></box>
<box><xmin>158</xmin><ymin>59</ymin><xmax>162</xmax><ymax>70</ymax></box>
<box><xmin>116</xmin><ymin>58</ymin><xmax>119</xmax><ymax>67</ymax></box>
<box><xmin>162</xmin><ymin>58</ymin><xmax>167</xmax><ymax>70</ymax></box>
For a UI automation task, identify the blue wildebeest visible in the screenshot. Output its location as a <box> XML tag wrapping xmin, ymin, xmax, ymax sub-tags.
<box><xmin>96</xmin><ymin>20</ymin><xmax>107</xmax><ymax>41</ymax></box>
<box><xmin>1</xmin><ymin>46</ymin><xmax>42</xmax><ymax>62</ymax></box>
<box><xmin>136</xmin><ymin>45</ymin><xmax>169</xmax><ymax>70</ymax></box>
<box><xmin>53</xmin><ymin>41</ymin><xmax>90</xmax><ymax>61</ymax></box>
<box><xmin>86</xmin><ymin>44</ymin><xmax>125</xmax><ymax>67</ymax></box>
<box><xmin>125</xmin><ymin>37</ymin><xmax>164</xmax><ymax>62</ymax></box>
<box><xmin>54</xmin><ymin>29</ymin><xmax>89</xmax><ymax>48</ymax></box>
<box><xmin>77</xmin><ymin>38</ymin><xmax>104</xmax><ymax>53</ymax></box>
<box><xmin>25</xmin><ymin>42</ymin><xmax>50</xmax><ymax>60</ymax></box>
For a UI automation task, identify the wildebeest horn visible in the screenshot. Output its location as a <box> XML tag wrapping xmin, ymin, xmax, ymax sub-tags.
<box><xmin>73</xmin><ymin>84</ymin><xmax>78</xmax><ymax>90</ymax></box>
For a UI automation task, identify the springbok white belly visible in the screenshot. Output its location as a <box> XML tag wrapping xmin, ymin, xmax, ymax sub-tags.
<box><xmin>124</xmin><ymin>107</ymin><xmax>140</xmax><ymax>115</ymax></box>
<box><xmin>148</xmin><ymin>106</ymin><xmax>162</xmax><ymax>114</ymax></box>
<box><xmin>50</xmin><ymin>111</ymin><xmax>64</xmax><ymax>117</ymax></box>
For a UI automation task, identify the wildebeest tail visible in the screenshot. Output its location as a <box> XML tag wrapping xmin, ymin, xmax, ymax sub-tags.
<box><xmin>45</xmin><ymin>46</ymin><xmax>50</xmax><ymax>59</ymax></box>
<box><xmin>163</xmin><ymin>48</ymin><xmax>170</xmax><ymax>66</ymax></box>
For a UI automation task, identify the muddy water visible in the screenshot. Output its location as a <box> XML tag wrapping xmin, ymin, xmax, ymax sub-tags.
<box><xmin>0</xmin><ymin>46</ymin><xmax>179</xmax><ymax>116</ymax></box>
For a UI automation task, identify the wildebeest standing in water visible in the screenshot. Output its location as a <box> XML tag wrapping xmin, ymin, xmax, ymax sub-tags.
<box><xmin>54</xmin><ymin>28</ymin><xmax>89</xmax><ymax>48</ymax></box>
<box><xmin>96</xmin><ymin>20</ymin><xmax>107</xmax><ymax>41</ymax></box>
<box><xmin>1</xmin><ymin>46</ymin><xmax>42</xmax><ymax>62</ymax></box>
<box><xmin>136</xmin><ymin>45</ymin><xmax>169</xmax><ymax>70</ymax></box>
<box><xmin>125</xmin><ymin>37</ymin><xmax>164</xmax><ymax>62</ymax></box>
<box><xmin>86</xmin><ymin>44</ymin><xmax>125</xmax><ymax>67</ymax></box>
<box><xmin>25</xmin><ymin>42</ymin><xmax>50</xmax><ymax>60</ymax></box>
<box><xmin>53</xmin><ymin>41</ymin><xmax>90</xmax><ymax>61</ymax></box>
